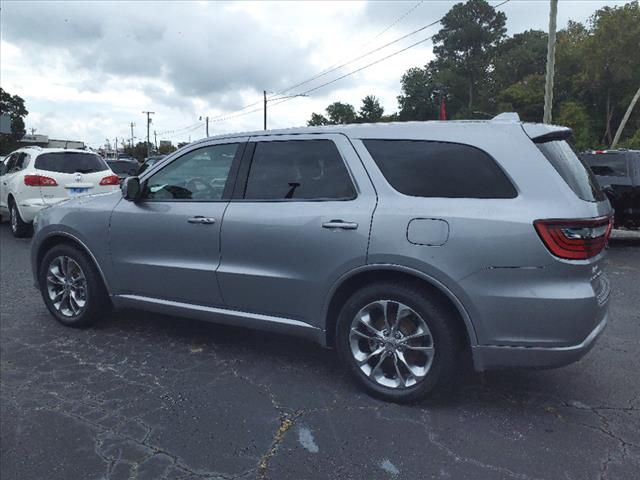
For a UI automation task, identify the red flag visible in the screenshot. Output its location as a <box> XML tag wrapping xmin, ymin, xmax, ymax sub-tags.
<box><xmin>439</xmin><ymin>96</ymin><xmax>447</xmax><ymax>120</ymax></box>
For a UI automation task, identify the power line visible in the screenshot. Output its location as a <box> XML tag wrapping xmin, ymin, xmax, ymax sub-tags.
<box><xmin>266</xmin><ymin>0</ymin><xmax>512</xmax><ymax>110</ymax></box>
<box><xmin>204</xmin><ymin>1</ymin><xmax>434</xmax><ymax>123</ymax></box>
<box><xmin>156</xmin><ymin>0</ymin><xmax>512</xmax><ymax>129</ymax></box>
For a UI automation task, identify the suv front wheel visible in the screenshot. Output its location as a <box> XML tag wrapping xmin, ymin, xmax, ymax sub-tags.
<box><xmin>336</xmin><ymin>282</ymin><xmax>460</xmax><ymax>402</ymax></box>
<box><xmin>39</xmin><ymin>244</ymin><xmax>111</xmax><ymax>327</ymax></box>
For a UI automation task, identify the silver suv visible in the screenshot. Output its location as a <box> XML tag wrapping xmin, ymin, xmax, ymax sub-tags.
<box><xmin>31</xmin><ymin>114</ymin><xmax>613</xmax><ymax>402</ymax></box>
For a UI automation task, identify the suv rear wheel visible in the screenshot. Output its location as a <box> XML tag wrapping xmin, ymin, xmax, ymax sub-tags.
<box><xmin>336</xmin><ymin>282</ymin><xmax>459</xmax><ymax>402</ymax></box>
<box><xmin>9</xmin><ymin>200</ymin><xmax>32</xmax><ymax>238</ymax></box>
<box><xmin>39</xmin><ymin>244</ymin><xmax>111</xmax><ymax>327</ymax></box>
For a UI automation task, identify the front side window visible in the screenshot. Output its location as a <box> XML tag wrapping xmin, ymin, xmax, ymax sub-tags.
<box><xmin>363</xmin><ymin>139</ymin><xmax>517</xmax><ymax>198</ymax></box>
<box><xmin>35</xmin><ymin>152</ymin><xmax>108</xmax><ymax>174</ymax></box>
<box><xmin>144</xmin><ymin>143</ymin><xmax>238</xmax><ymax>201</ymax></box>
<box><xmin>244</xmin><ymin>140</ymin><xmax>355</xmax><ymax>200</ymax></box>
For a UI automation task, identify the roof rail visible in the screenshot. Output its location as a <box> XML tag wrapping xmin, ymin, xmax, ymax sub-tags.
<box><xmin>491</xmin><ymin>112</ymin><xmax>520</xmax><ymax>122</ymax></box>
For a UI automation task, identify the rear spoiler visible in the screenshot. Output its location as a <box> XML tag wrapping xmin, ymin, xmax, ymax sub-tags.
<box><xmin>521</xmin><ymin>122</ymin><xmax>572</xmax><ymax>143</ymax></box>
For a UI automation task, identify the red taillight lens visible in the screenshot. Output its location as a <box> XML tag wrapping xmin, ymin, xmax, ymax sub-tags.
<box><xmin>24</xmin><ymin>175</ymin><xmax>58</xmax><ymax>186</ymax></box>
<box><xmin>534</xmin><ymin>216</ymin><xmax>613</xmax><ymax>260</ymax></box>
<box><xmin>99</xmin><ymin>175</ymin><xmax>120</xmax><ymax>186</ymax></box>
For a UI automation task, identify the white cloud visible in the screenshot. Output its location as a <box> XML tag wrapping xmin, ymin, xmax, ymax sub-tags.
<box><xmin>0</xmin><ymin>0</ymin><xmax>627</xmax><ymax>148</ymax></box>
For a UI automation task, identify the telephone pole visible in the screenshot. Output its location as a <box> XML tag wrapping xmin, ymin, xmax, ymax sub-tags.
<box><xmin>129</xmin><ymin>122</ymin><xmax>135</xmax><ymax>148</ymax></box>
<box><xmin>543</xmin><ymin>0</ymin><xmax>558</xmax><ymax>124</ymax></box>
<box><xmin>264</xmin><ymin>90</ymin><xmax>267</xmax><ymax>130</ymax></box>
<box><xmin>142</xmin><ymin>111</ymin><xmax>155</xmax><ymax>157</ymax></box>
<box><xmin>206</xmin><ymin>116</ymin><xmax>209</xmax><ymax>137</ymax></box>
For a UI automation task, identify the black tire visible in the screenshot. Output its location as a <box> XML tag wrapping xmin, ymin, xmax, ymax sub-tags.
<box><xmin>39</xmin><ymin>244</ymin><xmax>111</xmax><ymax>327</ymax></box>
<box><xmin>9</xmin><ymin>200</ymin><xmax>32</xmax><ymax>238</ymax></box>
<box><xmin>336</xmin><ymin>282</ymin><xmax>460</xmax><ymax>403</ymax></box>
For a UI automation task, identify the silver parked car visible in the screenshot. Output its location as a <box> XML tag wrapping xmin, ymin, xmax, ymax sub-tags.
<box><xmin>31</xmin><ymin>114</ymin><xmax>613</xmax><ymax>402</ymax></box>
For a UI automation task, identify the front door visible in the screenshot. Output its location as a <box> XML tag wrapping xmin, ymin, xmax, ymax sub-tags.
<box><xmin>109</xmin><ymin>139</ymin><xmax>246</xmax><ymax>306</ymax></box>
<box><xmin>217</xmin><ymin>134</ymin><xmax>377</xmax><ymax>327</ymax></box>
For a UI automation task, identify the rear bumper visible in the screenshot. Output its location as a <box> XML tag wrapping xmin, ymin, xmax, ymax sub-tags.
<box><xmin>471</xmin><ymin>312</ymin><xmax>608</xmax><ymax>371</ymax></box>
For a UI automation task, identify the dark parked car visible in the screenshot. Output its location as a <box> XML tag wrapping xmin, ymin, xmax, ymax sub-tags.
<box><xmin>106</xmin><ymin>159</ymin><xmax>140</xmax><ymax>182</ymax></box>
<box><xmin>581</xmin><ymin>149</ymin><xmax>640</xmax><ymax>229</ymax></box>
<box><xmin>137</xmin><ymin>155</ymin><xmax>166</xmax><ymax>175</ymax></box>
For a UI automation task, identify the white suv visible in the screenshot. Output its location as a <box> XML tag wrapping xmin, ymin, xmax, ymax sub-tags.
<box><xmin>0</xmin><ymin>147</ymin><xmax>120</xmax><ymax>237</ymax></box>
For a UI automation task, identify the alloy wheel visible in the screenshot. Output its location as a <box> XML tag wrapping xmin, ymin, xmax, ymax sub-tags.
<box><xmin>349</xmin><ymin>300</ymin><xmax>435</xmax><ymax>389</ymax></box>
<box><xmin>46</xmin><ymin>256</ymin><xmax>88</xmax><ymax>317</ymax></box>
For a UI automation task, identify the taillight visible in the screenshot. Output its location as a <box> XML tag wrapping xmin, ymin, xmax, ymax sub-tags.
<box><xmin>24</xmin><ymin>175</ymin><xmax>58</xmax><ymax>186</ymax></box>
<box><xmin>99</xmin><ymin>175</ymin><xmax>120</xmax><ymax>185</ymax></box>
<box><xmin>534</xmin><ymin>216</ymin><xmax>613</xmax><ymax>260</ymax></box>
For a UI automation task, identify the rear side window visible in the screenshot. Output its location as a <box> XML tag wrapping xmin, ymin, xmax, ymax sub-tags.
<box><xmin>244</xmin><ymin>140</ymin><xmax>356</xmax><ymax>200</ymax></box>
<box><xmin>536</xmin><ymin>141</ymin><xmax>605</xmax><ymax>202</ymax></box>
<box><xmin>363</xmin><ymin>140</ymin><xmax>517</xmax><ymax>198</ymax></box>
<box><xmin>35</xmin><ymin>152</ymin><xmax>108</xmax><ymax>174</ymax></box>
<box><xmin>581</xmin><ymin>153</ymin><xmax>628</xmax><ymax>177</ymax></box>
<box><xmin>108</xmin><ymin>161</ymin><xmax>138</xmax><ymax>175</ymax></box>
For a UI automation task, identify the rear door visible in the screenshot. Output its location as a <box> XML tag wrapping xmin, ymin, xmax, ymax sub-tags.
<box><xmin>33</xmin><ymin>151</ymin><xmax>116</xmax><ymax>204</ymax></box>
<box><xmin>216</xmin><ymin>134</ymin><xmax>376</xmax><ymax>327</ymax></box>
<box><xmin>109</xmin><ymin>139</ymin><xmax>246</xmax><ymax>306</ymax></box>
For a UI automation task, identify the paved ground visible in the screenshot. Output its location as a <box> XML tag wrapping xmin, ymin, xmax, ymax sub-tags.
<box><xmin>1</xmin><ymin>223</ymin><xmax>639</xmax><ymax>480</ymax></box>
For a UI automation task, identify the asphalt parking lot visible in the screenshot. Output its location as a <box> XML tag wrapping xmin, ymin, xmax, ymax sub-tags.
<box><xmin>1</xmin><ymin>224</ymin><xmax>639</xmax><ymax>480</ymax></box>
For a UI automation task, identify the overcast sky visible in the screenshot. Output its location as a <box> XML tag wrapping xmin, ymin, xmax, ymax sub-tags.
<box><xmin>0</xmin><ymin>0</ymin><xmax>628</xmax><ymax>149</ymax></box>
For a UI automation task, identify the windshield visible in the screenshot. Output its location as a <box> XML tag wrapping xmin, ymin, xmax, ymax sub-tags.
<box><xmin>35</xmin><ymin>152</ymin><xmax>109</xmax><ymax>174</ymax></box>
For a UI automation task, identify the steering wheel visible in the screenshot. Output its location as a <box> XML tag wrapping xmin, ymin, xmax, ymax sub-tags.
<box><xmin>185</xmin><ymin>177</ymin><xmax>216</xmax><ymax>198</ymax></box>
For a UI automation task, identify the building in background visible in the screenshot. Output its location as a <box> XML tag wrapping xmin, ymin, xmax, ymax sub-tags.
<box><xmin>19</xmin><ymin>134</ymin><xmax>85</xmax><ymax>149</ymax></box>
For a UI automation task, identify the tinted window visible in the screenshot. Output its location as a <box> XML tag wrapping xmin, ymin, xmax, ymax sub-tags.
<box><xmin>145</xmin><ymin>143</ymin><xmax>238</xmax><ymax>201</ymax></box>
<box><xmin>35</xmin><ymin>152</ymin><xmax>108</xmax><ymax>174</ymax></box>
<box><xmin>108</xmin><ymin>161</ymin><xmax>138</xmax><ymax>175</ymax></box>
<box><xmin>244</xmin><ymin>140</ymin><xmax>355</xmax><ymax>200</ymax></box>
<box><xmin>536</xmin><ymin>141</ymin><xmax>605</xmax><ymax>202</ymax></box>
<box><xmin>363</xmin><ymin>140</ymin><xmax>517</xmax><ymax>198</ymax></box>
<box><xmin>581</xmin><ymin>153</ymin><xmax>628</xmax><ymax>177</ymax></box>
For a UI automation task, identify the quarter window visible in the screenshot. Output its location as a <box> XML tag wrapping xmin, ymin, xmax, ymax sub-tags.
<box><xmin>244</xmin><ymin>140</ymin><xmax>355</xmax><ymax>200</ymax></box>
<box><xmin>363</xmin><ymin>139</ymin><xmax>517</xmax><ymax>198</ymax></box>
<box><xmin>144</xmin><ymin>143</ymin><xmax>238</xmax><ymax>201</ymax></box>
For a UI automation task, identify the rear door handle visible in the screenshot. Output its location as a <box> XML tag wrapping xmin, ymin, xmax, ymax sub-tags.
<box><xmin>322</xmin><ymin>220</ymin><xmax>358</xmax><ymax>230</ymax></box>
<box><xmin>188</xmin><ymin>216</ymin><xmax>216</xmax><ymax>225</ymax></box>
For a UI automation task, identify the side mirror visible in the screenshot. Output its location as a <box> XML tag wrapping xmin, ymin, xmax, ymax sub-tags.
<box><xmin>122</xmin><ymin>176</ymin><xmax>143</xmax><ymax>202</ymax></box>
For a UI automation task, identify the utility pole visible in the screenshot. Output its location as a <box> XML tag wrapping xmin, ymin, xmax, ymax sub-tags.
<box><xmin>29</xmin><ymin>128</ymin><xmax>37</xmax><ymax>135</ymax></box>
<box><xmin>264</xmin><ymin>90</ymin><xmax>267</xmax><ymax>130</ymax></box>
<box><xmin>153</xmin><ymin>130</ymin><xmax>158</xmax><ymax>151</ymax></box>
<box><xmin>206</xmin><ymin>116</ymin><xmax>209</xmax><ymax>137</ymax></box>
<box><xmin>611</xmin><ymin>85</ymin><xmax>640</xmax><ymax>149</ymax></box>
<box><xmin>129</xmin><ymin>122</ymin><xmax>135</xmax><ymax>148</ymax></box>
<box><xmin>543</xmin><ymin>0</ymin><xmax>558</xmax><ymax>124</ymax></box>
<box><xmin>142</xmin><ymin>111</ymin><xmax>155</xmax><ymax>157</ymax></box>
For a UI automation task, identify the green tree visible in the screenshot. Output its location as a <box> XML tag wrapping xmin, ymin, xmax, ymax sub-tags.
<box><xmin>358</xmin><ymin>95</ymin><xmax>384</xmax><ymax>122</ymax></box>
<box><xmin>494</xmin><ymin>30</ymin><xmax>548</xmax><ymax>91</ymax></box>
<box><xmin>397</xmin><ymin>67</ymin><xmax>440</xmax><ymax>120</ymax></box>
<box><xmin>583</xmin><ymin>1</ymin><xmax>640</xmax><ymax>145</ymax></box>
<box><xmin>498</xmin><ymin>74</ymin><xmax>545</xmax><ymax>122</ymax></box>
<box><xmin>326</xmin><ymin>102</ymin><xmax>357</xmax><ymax>124</ymax></box>
<box><xmin>0</xmin><ymin>88</ymin><xmax>28</xmax><ymax>155</ymax></box>
<box><xmin>556</xmin><ymin>101</ymin><xmax>593</xmax><ymax>151</ymax></box>
<box><xmin>158</xmin><ymin>142</ymin><xmax>177</xmax><ymax>155</ymax></box>
<box><xmin>307</xmin><ymin>112</ymin><xmax>329</xmax><ymax>126</ymax></box>
<box><xmin>124</xmin><ymin>142</ymin><xmax>153</xmax><ymax>162</ymax></box>
<box><xmin>431</xmin><ymin>0</ymin><xmax>506</xmax><ymax>111</ymax></box>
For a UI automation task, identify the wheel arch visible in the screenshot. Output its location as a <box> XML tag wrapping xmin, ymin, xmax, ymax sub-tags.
<box><xmin>35</xmin><ymin>232</ymin><xmax>112</xmax><ymax>294</ymax></box>
<box><xmin>323</xmin><ymin>265</ymin><xmax>477</xmax><ymax>349</ymax></box>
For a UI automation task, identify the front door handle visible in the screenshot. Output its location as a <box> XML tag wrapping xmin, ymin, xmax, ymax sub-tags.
<box><xmin>322</xmin><ymin>220</ymin><xmax>358</xmax><ymax>230</ymax></box>
<box><xmin>188</xmin><ymin>216</ymin><xmax>216</xmax><ymax>225</ymax></box>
